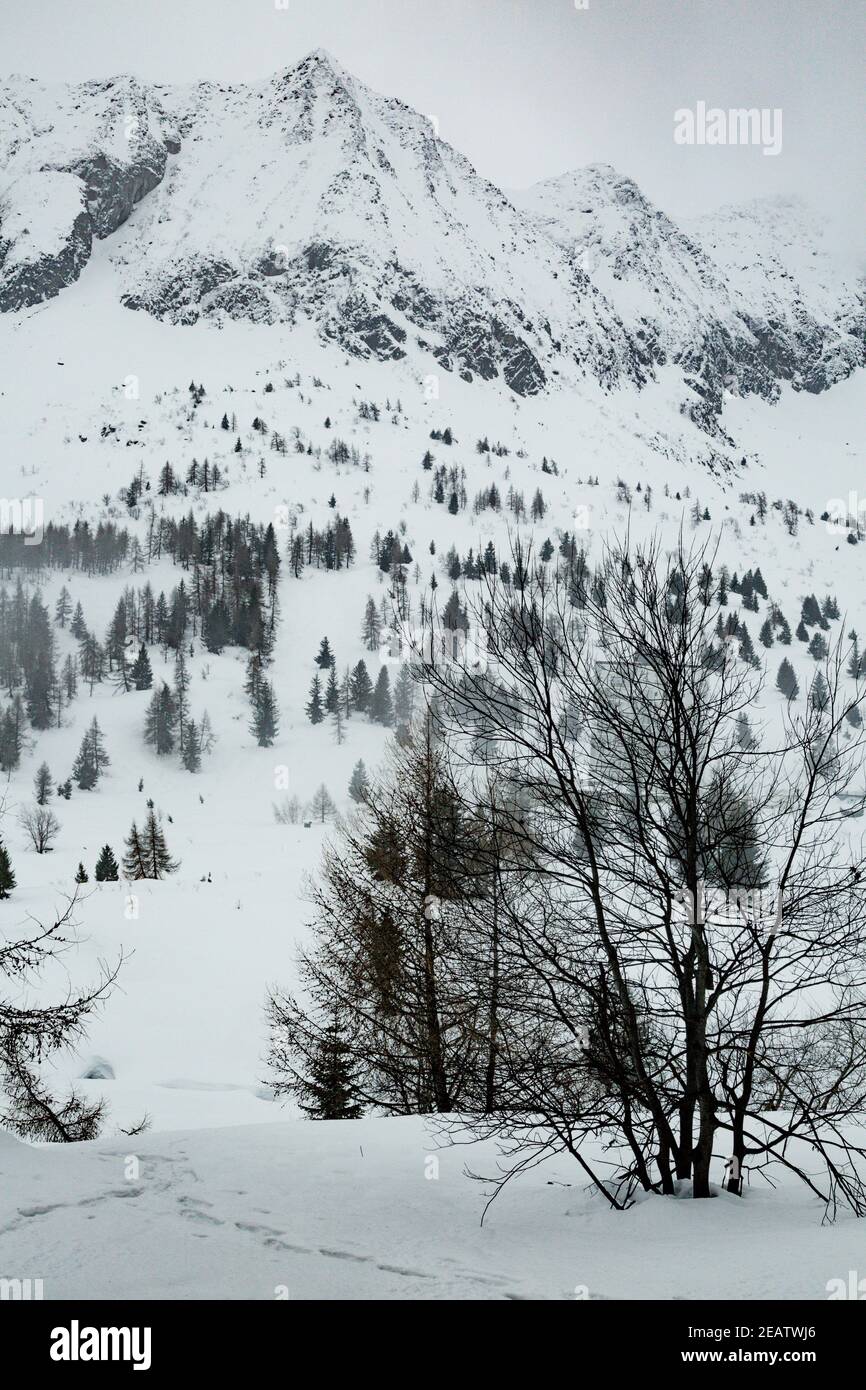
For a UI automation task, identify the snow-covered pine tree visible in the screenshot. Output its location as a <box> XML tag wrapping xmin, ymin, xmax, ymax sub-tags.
<box><xmin>70</xmin><ymin>601</ymin><xmax>87</xmax><ymax>640</ymax></box>
<box><xmin>775</xmin><ymin>658</ymin><xmax>799</xmax><ymax>702</ymax></box>
<box><xmin>124</xmin><ymin>809</ymin><xmax>179</xmax><ymax>880</ymax></box>
<box><xmin>79</xmin><ymin>633</ymin><xmax>105</xmax><ymax>693</ymax></box>
<box><xmin>296</xmin><ymin>1012</ymin><xmax>363</xmax><ymax>1119</ymax></box>
<box><xmin>0</xmin><ymin>839</ymin><xmax>15</xmax><ymax>898</ymax></box>
<box><xmin>324</xmin><ymin>666</ymin><xmax>339</xmax><ymax>714</ymax></box>
<box><xmin>144</xmin><ymin>683</ymin><xmax>178</xmax><ymax>754</ymax></box>
<box><xmin>72</xmin><ymin>717</ymin><xmax>109</xmax><ymax>790</ymax></box>
<box><xmin>54</xmin><ymin>586</ymin><xmax>72</xmax><ymax>628</ymax></box>
<box><xmin>348</xmin><ymin>760</ymin><xmax>369</xmax><ymax>803</ymax></box>
<box><xmin>174</xmin><ymin>646</ymin><xmax>191</xmax><ymax>756</ymax></box>
<box><xmin>315</xmin><ymin>637</ymin><xmax>334</xmax><ymax>669</ymax></box>
<box><xmin>738</xmin><ymin>624</ymin><xmax>759</xmax><ymax>668</ymax></box>
<box><xmin>250</xmin><ymin>680</ymin><xmax>279</xmax><ymax>747</ymax></box>
<box><xmin>182</xmin><ymin>719</ymin><xmax>202</xmax><ymax>771</ymax></box>
<box><xmin>94</xmin><ymin>845</ymin><xmax>119</xmax><ymax>881</ymax></box>
<box><xmin>811</xmin><ymin>671</ymin><xmax>830</xmax><ymax>711</ymax></box>
<box><xmin>361</xmin><ymin>597</ymin><xmax>381</xmax><ymax>652</ymax></box>
<box><xmin>130</xmin><ymin>643</ymin><xmax>153</xmax><ymax>691</ymax></box>
<box><xmin>34</xmin><ymin>761</ymin><xmax>53</xmax><ymax>805</ymax></box>
<box><xmin>122</xmin><ymin>821</ymin><xmax>147</xmax><ymax>879</ymax></box>
<box><xmin>306</xmin><ymin>673</ymin><xmax>324</xmax><ymax>725</ymax></box>
<box><xmin>349</xmin><ymin>660</ymin><xmax>372</xmax><ymax>714</ymax></box>
<box><xmin>371</xmin><ymin>666</ymin><xmax>394</xmax><ymax>725</ymax></box>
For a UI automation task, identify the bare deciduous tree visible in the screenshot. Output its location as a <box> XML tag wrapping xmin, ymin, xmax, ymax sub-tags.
<box><xmin>19</xmin><ymin>805</ymin><xmax>61</xmax><ymax>854</ymax></box>
<box><xmin>410</xmin><ymin>532</ymin><xmax>866</xmax><ymax>1215</ymax></box>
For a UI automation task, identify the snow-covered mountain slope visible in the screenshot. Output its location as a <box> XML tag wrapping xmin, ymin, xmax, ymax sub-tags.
<box><xmin>516</xmin><ymin>165</ymin><xmax>866</xmax><ymax>430</ymax></box>
<box><xmin>0</xmin><ymin>74</ymin><xmax>167</xmax><ymax>311</ymax></box>
<box><xmin>2</xmin><ymin>51</ymin><xmax>862</xmax><ymax>424</ymax></box>
<box><xmin>691</xmin><ymin>195</ymin><xmax>866</xmax><ymax>395</ymax></box>
<box><xmin>0</xmin><ymin>52</ymin><xmax>645</xmax><ymax>398</ymax></box>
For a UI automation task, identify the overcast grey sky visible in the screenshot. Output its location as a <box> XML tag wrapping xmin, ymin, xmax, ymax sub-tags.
<box><xmin>1</xmin><ymin>0</ymin><xmax>863</xmax><ymax>235</ymax></box>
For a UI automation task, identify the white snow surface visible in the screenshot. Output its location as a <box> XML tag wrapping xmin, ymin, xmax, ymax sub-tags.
<box><xmin>1</xmin><ymin>1119</ymin><xmax>862</xmax><ymax>1300</ymax></box>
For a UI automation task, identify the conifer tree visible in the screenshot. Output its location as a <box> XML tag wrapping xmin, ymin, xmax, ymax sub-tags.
<box><xmin>70</xmin><ymin>601</ymin><xmax>87</xmax><ymax>640</ymax></box>
<box><xmin>130</xmin><ymin>644</ymin><xmax>153</xmax><ymax>691</ymax></box>
<box><xmin>202</xmin><ymin>599</ymin><xmax>231</xmax><ymax>654</ymax></box>
<box><xmin>72</xmin><ymin>717</ymin><xmax>109</xmax><ymax>790</ymax></box>
<box><xmin>122</xmin><ymin>821</ymin><xmax>147</xmax><ymax>879</ymax></box>
<box><xmin>94</xmin><ymin>845</ymin><xmax>119</xmax><ymax>882</ymax></box>
<box><xmin>306</xmin><ymin>673</ymin><xmax>324</xmax><ymax>725</ymax></box>
<box><xmin>0</xmin><ymin>839</ymin><xmax>15</xmax><ymax>899</ymax></box>
<box><xmin>296</xmin><ymin>1012</ymin><xmax>363</xmax><ymax>1119</ymax></box>
<box><xmin>362</xmin><ymin>597</ymin><xmax>381</xmax><ymax>652</ymax></box>
<box><xmin>250</xmin><ymin>680</ymin><xmax>279</xmax><ymax>747</ymax></box>
<box><xmin>144</xmin><ymin>683</ymin><xmax>178</xmax><ymax>754</ymax></box>
<box><xmin>105</xmin><ymin>596</ymin><xmax>129</xmax><ymax>673</ymax></box>
<box><xmin>822</xmin><ymin>594</ymin><xmax>840</xmax><ymax>621</ymax></box>
<box><xmin>182</xmin><ymin>719</ymin><xmax>203</xmax><ymax>771</ymax></box>
<box><xmin>371</xmin><ymin>667</ymin><xmax>394</xmax><ymax>726</ymax></box>
<box><xmin>174</xmin><ymin>646</ymin><xmax>191</xmax><ymax>756</ymax></box>
<box><xmin>349</xmin><ymin>660</ymin><xmax>373</xmax><ymax>714</ymax></box>
<box><xmin>79</xmin><ymin>634</ymin><xmax>106</xmax><ymax>694</ymax></box>
<box><xmin>23</xmin><ymin>594</ymin><xmax>56</xmax><ymax>729</ymax></box>
<box><xmin>74</xmin><ymin>863</ymin><xmax>89</xmax><ymax>885</ymax></box>
<box><xmin>348</xmin><ymin>760</ymin><xmax>369</xmax><ymax>803</ymax></box>
<box><xmin>325</xmin><ymin>666</ymin><xmax>339</xmax><ymax>714</ymax></box>
<box><xmin>775</xmin><ymin>658</ymin><xmax>799</xmax><ymax>702</ymax></box>
<box><xmin>34</xmin><ymin>761</ymin><xmax>53</xmax><ymax>805</ymax></box>
<box><xmin>54</xmin><ymin>586</ymin><xmax>72</xmax><ymax>628</ymax></box>
<box><xmin>0</xmin><ymin>699</ymin><xmax>24</xmax><ymax>772</ymax></box>
<box><xmin>315</xmin><ymin>637</ymin><xmax>334</xmax><ymax>669</ymax></box>
<box><xmin>801</xmin><ymin>595</ymin><xmax>822</xmax><ymax>627</ymax></box>
<box><xmin>124</xmin><ymin>808</ymin><xmax>179</xmax><ymax>880</ymax></box>
<box><xmin>811</xmin><ymin>671</ymin><xmax>830</xmax><ymax>712</ymax></box>
<box><xmin>738</xmin><ymin>624</ymin><xmax>758</xmax><ymax>668</ymax></box>
<box><xmin>847</xmin><ymin>633</ymin><xmax>862</xmax><ymax>680</ymax></box>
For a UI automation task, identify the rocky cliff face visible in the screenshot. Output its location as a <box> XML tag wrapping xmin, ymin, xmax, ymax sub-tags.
<box><xmin>0</xmin><ymin>53</ymin><xmax>862</xmax><ymax>419</ymax></box>
<box><xmin>0</xmin><ymin>75</ymin><xmax>170</xmax><ymax>309</ymax></box>
<box><xmin>691</xmin><ymin>196</ymin><xmax>866</xmax><ymax>397</ymax></box>
<box><xmin>0</xmin><ymin>170</ymin><xmax>92</xmax><ymax>311</ymax></box>
<box><xmin>111</xmin><ymin>51</ymin><xmax>646</xmax><ymax>398</ymax></box>
<box><xmin>516</xmin><ymin>165</ymin><xmax>865</xmax><ymax>429</ymax></box>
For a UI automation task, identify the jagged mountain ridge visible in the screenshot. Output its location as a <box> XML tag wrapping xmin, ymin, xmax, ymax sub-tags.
<box><xmin>516</xmin><ymin>165</ymin><xmax>866</xmax><ymax>428</ymax></box>
<box><xmin>0</xmin><ymin>49</ymin><xmax>862</xmax><ymax>419</ymax></box>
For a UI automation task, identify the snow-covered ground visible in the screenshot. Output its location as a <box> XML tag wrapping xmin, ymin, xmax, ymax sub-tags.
<box><xmin>2</xmin><ymin>1118</ymin><xmax>863</xmax><ymax>1300</ymax></box>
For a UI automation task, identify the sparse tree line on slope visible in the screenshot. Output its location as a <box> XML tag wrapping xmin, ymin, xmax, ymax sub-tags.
<box><xmin>305</xmin><ymin>626</ymin><xmax>414</xmax><ymax>740</ymax></box>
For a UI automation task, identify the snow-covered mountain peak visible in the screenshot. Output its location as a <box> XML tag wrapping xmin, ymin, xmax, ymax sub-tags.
<box><xmin>0</xmin><ymin>59</ymin><xmax>862</xmax><ymax>421</ymax></box>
